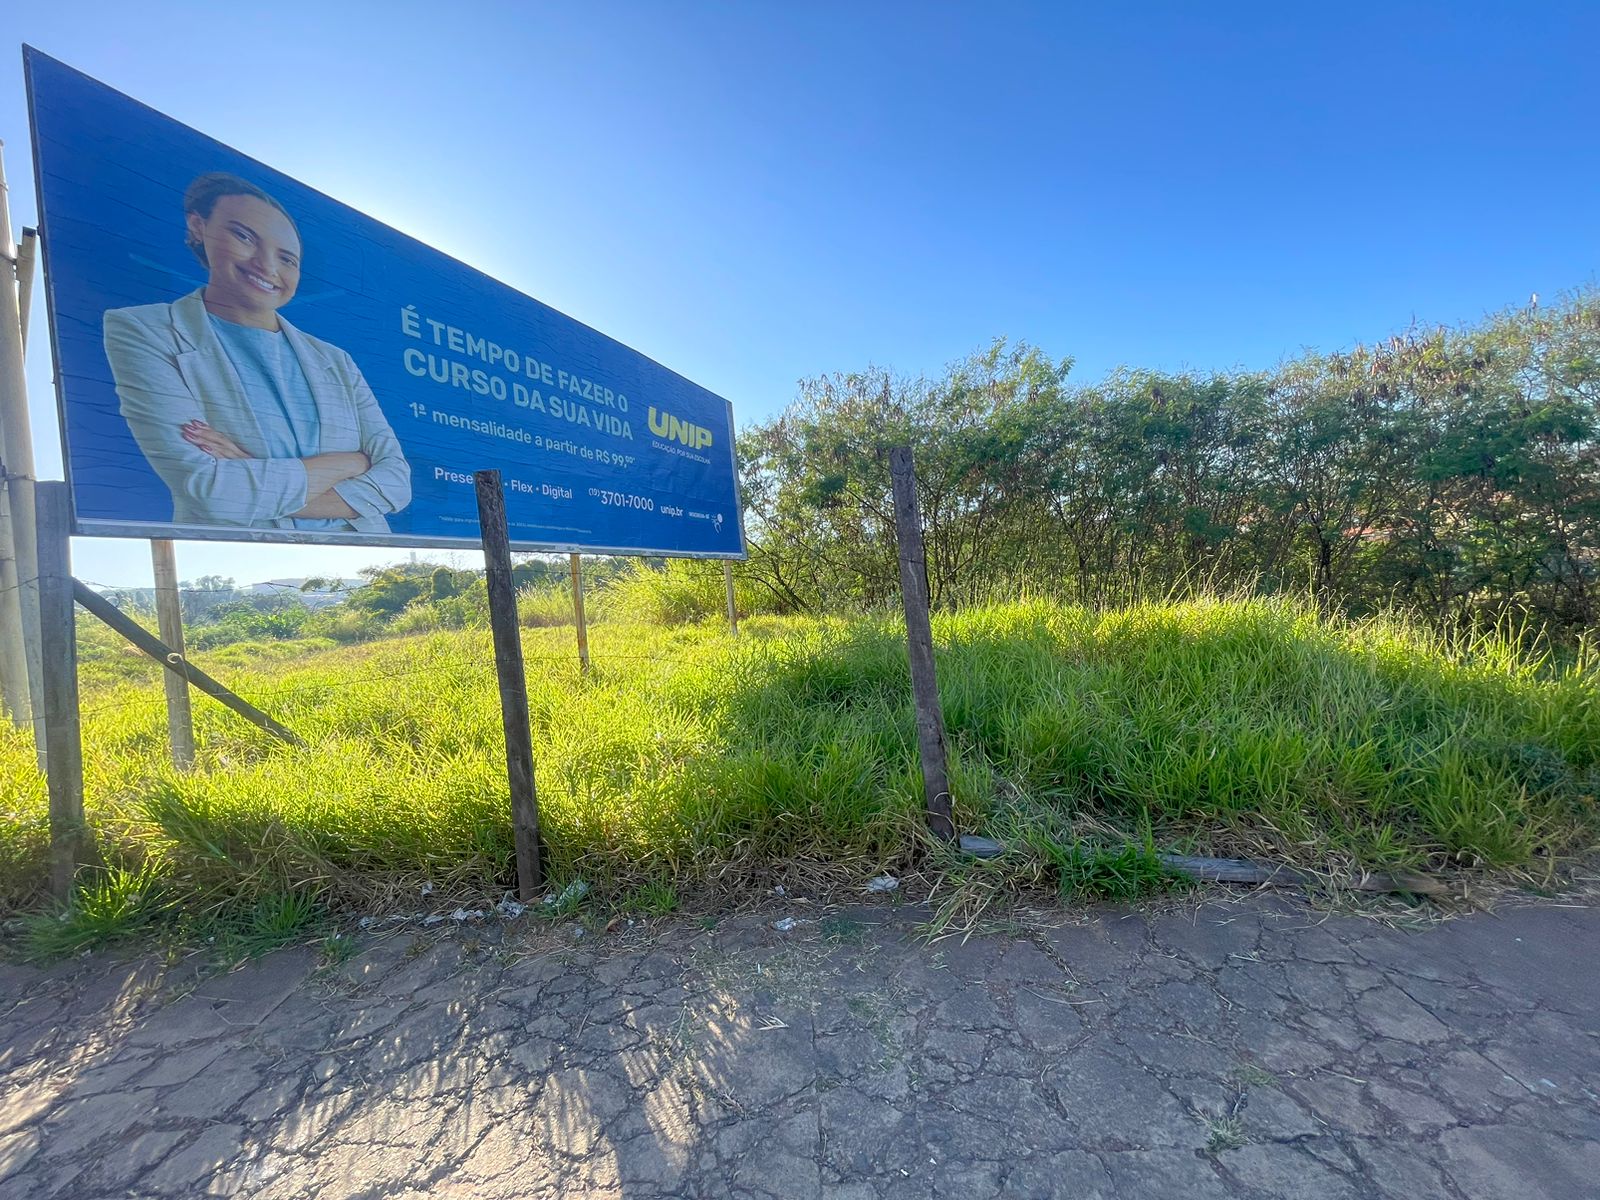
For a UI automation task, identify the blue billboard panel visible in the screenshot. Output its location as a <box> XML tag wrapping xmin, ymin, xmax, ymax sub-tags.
<box><xmin>24</xmin><ymin>48</ymin><xmax>745</xmax><ymax>557</ymax></box>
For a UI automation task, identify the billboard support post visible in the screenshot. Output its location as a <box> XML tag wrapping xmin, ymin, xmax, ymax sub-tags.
<box><xmin>569</xmin><ymin>553</ymin><xmax>590</xmax><ymax>673</ymax></box>
<box><xmin>723</xmin><ymin>561</ymin><xmax>738</xmax><ymax>638</ymax></box>
<box><xmin>36</xmin><ymin>481</ymin><xmax>91</xmax><ymax>899</ymax></box>
<box><xmin>475</xmin><ymin>469</ymin><xmax>542</xmax><ymax>900</ymax></box>
<box><xmin>151</xmin><ymin>540</ymin><xmax>195</xmax><ymax>769</ymax></box>
<box><xmin>0</xmin><ymin>139</ymin><xmax>44</xmax><ymax>757</ymax></box>
<box><xmin>889</xmin><ymin>446</ymin><xmax>955</xmax><ymax>842</ymax></box>
<box><xmin>0</xmin><ymin>488</ymin><xmax>26</xmax><ymax>728</ymax></box>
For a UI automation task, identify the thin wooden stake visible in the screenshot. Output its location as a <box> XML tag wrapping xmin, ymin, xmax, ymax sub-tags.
<box><xmin>476</xmin><ymin>470</ymin><xmax>542</xmax><ymax>899</ymax></box>
<box><xmin>889</xmin><ymin>446</ymin><xmax>954</xmax><ymax>840</ymax></box>
<box><xmin>151</xmin><ymin>540</ymin><xmax>194</xmax><ymax>769</ymax></box>
<box><xmin>569</xmin><ymin>552</ymin><xmax>590</xmax><ymax>673</ymax></box>
<box><xmin>723</xmin><ymin>560</ymin><xmax>739</xmax><ymax>637</ymax></box>
<box><xmin>36</xmin><ymin>482</ymin><xmax>90</xmax><ymax>900</ymax></box>
<box><xmin>17</xmin><ymin>227</ymin><xmax>37</xmax><ymax>351</ymax></box>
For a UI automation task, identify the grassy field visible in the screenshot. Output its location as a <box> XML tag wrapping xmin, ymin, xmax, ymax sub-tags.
<box><xmin>2</xmin><ymin>597</ymin><xmax>1597</xmax><ymax>949</ymax></box>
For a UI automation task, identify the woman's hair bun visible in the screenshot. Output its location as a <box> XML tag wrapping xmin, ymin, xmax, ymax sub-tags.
<box><xmin>182</xmin><ymin>172</ymin><xmax>299</xmax><ymax>267</ymax></box>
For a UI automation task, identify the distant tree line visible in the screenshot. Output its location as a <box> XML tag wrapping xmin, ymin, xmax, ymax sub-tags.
<box><xmin>334</xmin><ymin>556</ymin><xmax>637</xmax><ymax>617</ymax></box>
<box><xmin>738</xmin><ymin>291</ymin><xmax>1600</xmax><ymax>637</ymax></box>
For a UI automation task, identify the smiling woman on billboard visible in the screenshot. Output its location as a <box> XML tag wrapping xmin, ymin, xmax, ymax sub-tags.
<box><xmin>102</xmin><ymin>172</ymin><xmax>412</xmax><ymax>532</ymax></box>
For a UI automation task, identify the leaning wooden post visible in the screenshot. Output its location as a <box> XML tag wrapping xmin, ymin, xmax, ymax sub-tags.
<box><xmin>72</xmin><ymin>581</ymin><xmax>302</xmax><ymax>746</ymax></box>
<box><xmin>475</xmin><ymin>470</ymin><xmax>542</xmax><ymax>899</ymax></box>
<box><xmin>723</xmin><ymin>560</ymin><xmax>739</xmax><ymax>637</ymax></box>
<box><xmin>569</xmin><ymin>552</ymin><xmax>590</xmax><ymax>673</ymax></box>
<box><xmin>889</xmin><ymin>446</ymin><xmax>955</xmax><ymax>841</ymax></box>
<box><xmin>150</xmin><ymin>540</ymin><xmax>195</xmax><ymax>769</ymax></box>
<box><xmin>36</xmin><ymin>481</ymin><xmax>90</xmax><ymax>899</ymax></box>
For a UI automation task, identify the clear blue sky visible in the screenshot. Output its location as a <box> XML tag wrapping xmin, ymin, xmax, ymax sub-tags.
<box><xmin>5</xmin><ymin>1</ymin><xmax>1597</xmax><ymax>588</ymax></box>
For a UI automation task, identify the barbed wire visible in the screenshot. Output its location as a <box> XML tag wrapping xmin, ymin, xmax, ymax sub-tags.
<box><xmin>0</xmin><ymin>570</ymin><xmax>646</xmax><ymax>603</ymax></box>
<box><xmin>0</xmin><ymin>569</ymin><xmax>721</xmax><ymax>732</ymax></box>
<box><xmin>76</xmin><ymin>578</ymin><xmax>367</xmax><ymax>600</ymax></box>
<box><xmin>83</xmin><ymin>581</ymin><xmax>367</xmax><ymax>596</ymax></box>
<box><xmin>73</xmin><ymin>658</ymin><xmax>485</xmax><ymax>720</ymax></box>
<box><xmin>70</xmin><ymin>643</ymin><xmax>703</xmax><ymax>723</ymax></box>
<box><xmin>0</xmin><ymin>572</ymin><xmax>707</xmax><ymax>660</ymax></box>
<box><xmin>0</xmin><ymin>574</ymin><xmax>365</xmax><ymax>602</ymax></box>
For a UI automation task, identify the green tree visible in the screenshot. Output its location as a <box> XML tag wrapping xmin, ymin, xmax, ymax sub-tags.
<box><xmin>178</xmin><ymin>575</ymin><xmax>239</xmax><ymax>623</ymax></box>
<box><xmin>430</xmin><ymin>566</ymin><xmax>462</xmax><ymax>601</ymax></box>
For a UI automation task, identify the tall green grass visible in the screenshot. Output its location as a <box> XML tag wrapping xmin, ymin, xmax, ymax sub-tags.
<box><xmin>596</xmin><ymin>558</ymin><xmax>778</xmax><ymax>625</ymax></box>
<box><xmin>2</xmin><ymin>598</ymin><xmax>1594</xmax><ymax>929</ymax></box>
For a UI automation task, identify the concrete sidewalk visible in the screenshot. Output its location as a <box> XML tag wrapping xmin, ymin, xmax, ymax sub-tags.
<box><xmin>1</xmin><ymin>890</ymin><xmax>1596</xmax><ymax>1198</ymax></box>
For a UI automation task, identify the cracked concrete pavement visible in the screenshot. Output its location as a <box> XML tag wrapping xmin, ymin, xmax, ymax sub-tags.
<box><xmin>1</xmin><ymin>890</ymin><xmax>1597</xmax><ymax>1198</ymax></box>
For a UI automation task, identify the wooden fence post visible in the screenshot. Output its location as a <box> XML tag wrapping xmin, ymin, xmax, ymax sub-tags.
<box><xmin>475</xmin><ymin>470</ymin><xmax>542</xmax><ymax>899</ymax></box>
<box><xmin>569</xmin><ymin>552</ymin><xmax>590</xmax><ymax>673</ymax></box>
<box><xmin>889</xmin><ymin>446</ymin><xmax>955</xmax><ymax>841</ymax></box>
<box><xmin>36</xmin><ymin>481</ymin><xmax>90</xmax><ymax>899</ymax></box>
<box><xmin>151</xmin><ymin>540</ymin><xmax>195</xmax><ymax>768</ymax></box>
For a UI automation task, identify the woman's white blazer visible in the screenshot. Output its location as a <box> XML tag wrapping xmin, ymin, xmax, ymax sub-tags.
<box><xmin>103</xmin><ymin>289</ymin><xmax>411</xmax><ymax>532</ymax></box>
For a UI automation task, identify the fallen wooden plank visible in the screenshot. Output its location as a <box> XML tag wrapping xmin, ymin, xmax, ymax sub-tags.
<box><xmin>1159</xmin><ymin>853</ymin><xmax>1449</xmax><ymax>897</ymax></box>
<box><xmin>954</xmin><ymin>836</ymin><xmax>1449</xmax><ymax>897</ymax></box>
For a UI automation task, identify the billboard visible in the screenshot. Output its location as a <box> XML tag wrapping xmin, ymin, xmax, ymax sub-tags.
<box><xmin>24</xmin><ymin>48</ymin><xmax>745</xmax><ymax>558</ymax></box>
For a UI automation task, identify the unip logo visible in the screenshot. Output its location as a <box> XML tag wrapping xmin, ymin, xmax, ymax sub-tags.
<box><xmin>648</xmin><ymin>406</ymin><xmax>714</xmax><ymax>450</ymax></box>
